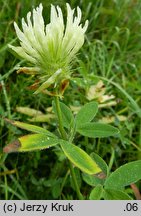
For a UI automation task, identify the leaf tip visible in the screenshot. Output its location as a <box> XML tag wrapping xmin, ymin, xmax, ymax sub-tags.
<box><xmin>3</xmin><ymin>140</ymin><xmax>21</xmax><ymax>153</ymax></box>
<box><xmin>94</xmin><ymin>171</ymin><xmax>106</xmax><ymax>179</ymax></box>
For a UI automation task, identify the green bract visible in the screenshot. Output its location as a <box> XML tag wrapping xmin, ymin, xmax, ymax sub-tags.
<box><xmin>9</xmin><ymin>3</ymin><xmax>88</xmax><ymax>93</ymax></box>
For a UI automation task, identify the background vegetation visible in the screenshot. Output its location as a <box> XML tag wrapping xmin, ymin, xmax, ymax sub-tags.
<box><xmin>0</xmin><ymin>0</ymin><xmax>141</xmax><ymax>199</ymax></box>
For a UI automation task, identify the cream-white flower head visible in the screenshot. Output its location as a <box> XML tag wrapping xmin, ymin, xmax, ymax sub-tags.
<box><xmin>9</xmin><ymin>3</ymin><xmax>88</xmax><ymax>93</ymax></box>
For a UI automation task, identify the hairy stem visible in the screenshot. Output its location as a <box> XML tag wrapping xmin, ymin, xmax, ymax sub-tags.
<box><xmin>54</xmin><ymin>94</ymin><xmax>83</xmax><ymax>200</ymax></box>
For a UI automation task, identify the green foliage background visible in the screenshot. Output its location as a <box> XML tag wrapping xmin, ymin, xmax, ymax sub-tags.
<box><xmin>0</xmin><ymin>0</ymin><xmax>141</xmax><ymax>199</ymax></box>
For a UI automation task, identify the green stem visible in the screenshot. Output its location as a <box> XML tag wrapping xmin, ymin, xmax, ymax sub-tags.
<box><xmin>54</xmin><ymin>94</ymin><xmax>83</xmax><ymax>200</ymax></box>
<box><xmin>107</xmin><ymin>147</ymin><xmax>115</xmax><ymax>177</ymax></box>
<box><xmin>1</xmin><ymin>165</ymin><xmax>9</xmax><ymax>200</ymax></box>
<box><xmin>69</xmin><ymin>162</ymin><xmax>83</xmax><ymax>200</ymax></box>
<box><xmin>54</xmin><ymin>95</ymin><xmax>66</xmax><ymax>139</ymax></box>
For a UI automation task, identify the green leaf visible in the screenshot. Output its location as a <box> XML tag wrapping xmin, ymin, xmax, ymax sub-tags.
<box><xmin>52</xmin><ymin>179</ymin><xmax>62</xmax><ymax>199</ymax></box>
<box><xmin>34</xmin><ymin>68</ymin><xmax>62</xmax><ymax>94</ymax></box>
<box><xmin>52</xmin><ymin>101</ymin><xmax>74</xmax><ymax>129</ymax></box>
<box><xmin>103</xmin><ymin>189</ymin><xmax>132</xmax><ymax>200</ymax></box>
<box><xmin>3</xmin><ymin>134</ymin><xmax>59</xmax><ymax>153</ymax></box>
<box><xmin>91</xmin><ymin>152</ymin><xmax>108</xmax><ymax>175</ymax></box>
<box><xmin>82</xmin><ymin>152</ymin><xmax>108</xmax><ymax>186</ymax></box>
<box><xmin>75</xmin><ymin>101</ymin><xmax>98</xmax><ymax>128</ymax></box>
<box><xmin>5</xmin><ymin>119</ymin><xmax>56</xmax><ymax>137</ymax></box>
<box><xmin>77</xmin><ymin>122</ymin><xmax>119</xmax><ymax>138</ymax></box>
<box><xmin>105</xmin><ymin>160</ymin><xmax>141</xmax><ymax>190</ymax></box>
<box><xmin>82</xmin><ymin>173</ymin><xmax>104</xmax><ymax>186</ymax></box>
<box><xmin>70</xmin><ymin>168</ymin><xmax>82</xmax><ymax>190</ymax></box>
<box><xmin>89</xmin><ymin>185</ymin><xmax>103</xmax><ymax>200</ymax></box>
<box><xmin>60</xmin><ymin>140</ymin><xmax>102</xmax><ymax>175</ymax></box>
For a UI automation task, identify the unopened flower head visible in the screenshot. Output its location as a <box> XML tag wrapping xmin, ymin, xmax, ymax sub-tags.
<box><xmin>9</xmin><ymin>3</ymin><xmax>88</xmax><ymax>93</ymax></box>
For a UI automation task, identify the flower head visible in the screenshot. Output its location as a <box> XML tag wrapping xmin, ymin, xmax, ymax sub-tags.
<box><xmin>9</xmin><ymin>3</ymin><xmax>88</xmax><ymax>93</ymax></box>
